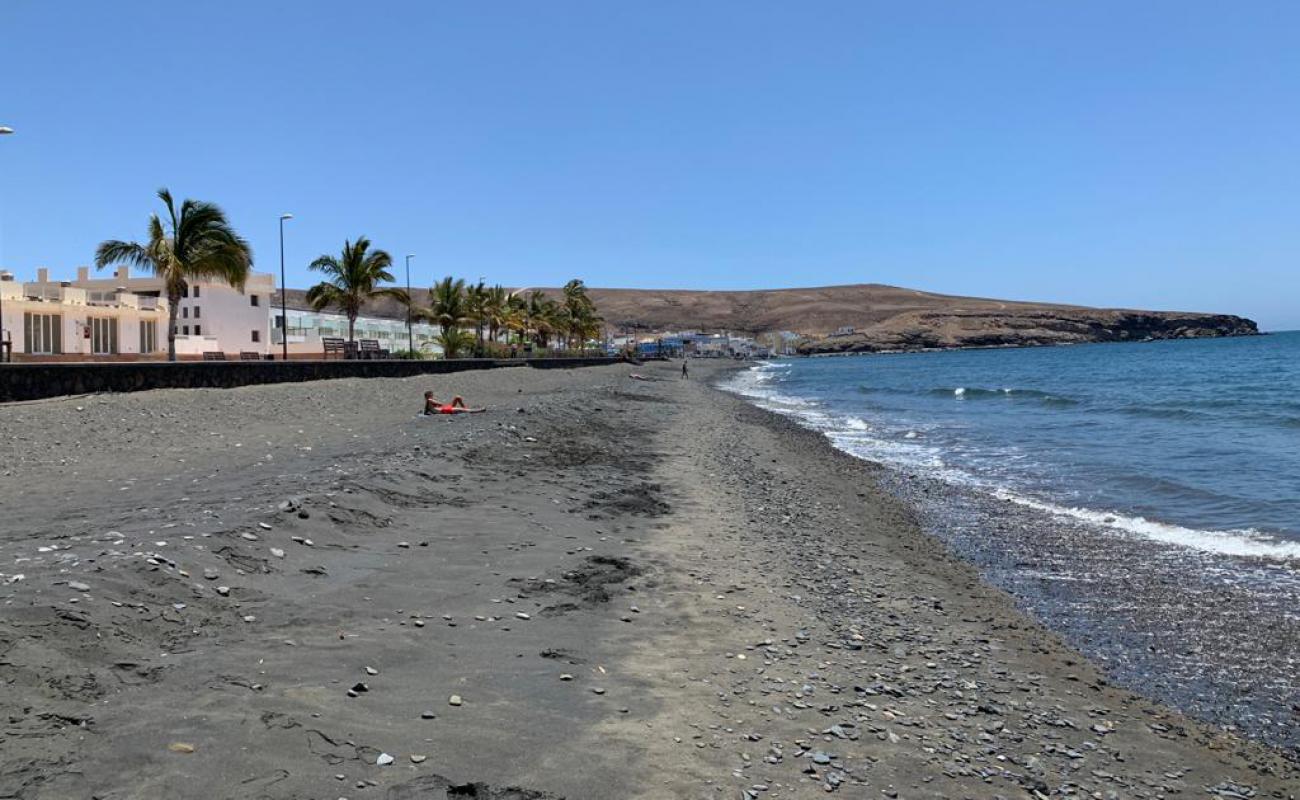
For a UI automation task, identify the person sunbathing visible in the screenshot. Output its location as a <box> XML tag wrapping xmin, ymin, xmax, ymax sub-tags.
<box><xmin>423</xmin><ymin>391</ymin><xmax>485</xmax><ymax>415</ymax></box>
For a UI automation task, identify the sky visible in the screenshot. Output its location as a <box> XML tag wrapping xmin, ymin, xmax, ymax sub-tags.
<box><xmin>1</xmin><ymin>1</ymin><xmax>1297</xmax><ymax>329</ymax></box>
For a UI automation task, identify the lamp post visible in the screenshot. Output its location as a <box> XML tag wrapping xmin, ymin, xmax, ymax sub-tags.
<box><xmin>278</xmin><ymin>213</ymin><xmax>293</xmax><ymax>360</ymax></box>
<box><xmin>0</xmin><ymin>127</ymin><xmax>12</xmax><ymax>363</ymax></box>
<box><xmin>405</xmin><ymin>254</ymin><xmax>416</xmax><ymax>355</ymax></box>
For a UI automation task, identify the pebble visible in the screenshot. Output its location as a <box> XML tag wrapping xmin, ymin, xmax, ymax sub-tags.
<box><xmin>421</xmin><ymin>711</ymin><xmax>436</xmax><ymax>719</ymax></box>
<box><xmin>203</xmin><ymin>568</ymin><xmax>219</xmax><ymax>580</ymax></box>
<box><xmin>241</xmin><ymin>532</ymin><xmax>259</xmax><ymax>541</ymax></box>
<box><xmin>216</xmin><ymin>586</ymin><xmax>231</xmax><ymax>596</ymax></box>
<box><xmin>409</xmin><ymin>754</ymin><xmax>426</xmax><ymax>764</ymax></box>
<box><xmin>258</xmin><ymin>522</ymin><xmax>273</xmax><ymax>530</ymax></box>
<box><xmin>515</xmin><ymin>612</ymin><xmax>531</xmax><ymax>620</ymax></box>
<box><xmin>375</xmin><ymin>753</ymin><xmax>394</xmax><ymax>766</ymax></box>
<box><xmin>365</xmin><ymin>666</ymin><xmax>379</xmax><ymax>675</ymax></box>
<box><xmin>270</xmin><ymin>548</ymin><xmax>285</xmax><ymax>559</ymax></box>
<box><xmin>68</xmin><ymin>581</ymin><xmax>90</xmax><ymax>592</ymax></box>
<box><xmin>448</xmin><ymin>694</ymin><xmax>463</xmax><ymax>706</ymax></box>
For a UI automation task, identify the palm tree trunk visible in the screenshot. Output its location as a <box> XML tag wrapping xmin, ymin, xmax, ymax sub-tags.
<box><xmin>167</xmin><ymin>289</ymin><xmax>181</xmax><ymax>362</ymax></box>
<box><xmin>348</xmin><ymin>314</ymin><xmax>356</xmax><ymax>344</ymax></box>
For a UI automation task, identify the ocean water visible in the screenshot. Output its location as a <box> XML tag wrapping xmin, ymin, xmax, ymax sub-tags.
<box><xmin>727</xmin><ymin>331</ymin><xmax>1300</xmax><ymax>558</ymax></box>
<box><xmin>723</xmin><ymin>331</ymin><xmax>1300</xmax><ymax>747</ymax></box>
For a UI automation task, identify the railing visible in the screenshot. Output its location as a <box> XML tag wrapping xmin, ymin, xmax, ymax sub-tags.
<box><xmin>25</xmin><ymin>285</ymin><xmax>65</xmax><ymax>302</ymax></box>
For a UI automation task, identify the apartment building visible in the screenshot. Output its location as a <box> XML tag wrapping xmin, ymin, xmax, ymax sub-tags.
<box><xmin>274</xmin><ymin>306</ymin><xmax>440</xmax><ymax>357</ymax></box>
<box><xmin>0</xmin><ymin>270</ymin><xmax>170</xmax><ymax>361</ymax></box>
<box><xmin>0</xmin><ymin>264</ymin><xmax>439</xmax><ymax>361</ymax></box>
<box><xmin>68</xmin><ymin>265</ymin><xmax>274</xmax><ymax>356</ymax></box>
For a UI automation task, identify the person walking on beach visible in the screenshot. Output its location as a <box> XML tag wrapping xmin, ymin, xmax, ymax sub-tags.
<box><xmin>681</xmin><ymin>359</ymin><xmax>689</xmax><ymax>379</ymax></box>
<box><xmin>423</xmin><ymin>390</ymin><xmax>485</xmax><ymax>415</ymax></box>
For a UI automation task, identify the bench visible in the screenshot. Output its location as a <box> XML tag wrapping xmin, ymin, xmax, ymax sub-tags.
<box><xmin>202</xmin><ymin>351</ymin><xmax>227</xmax><ymax>361</ymax></box>
<box><xmin>358</xmin><ymin>339</ymin><xmax>390</xmax><ymax>359</ymax></box>
<box><xmin>322</xmin><ymin>337</ymin><xmax>347</xmax><ymax>359</ymax></box>
<box><xmin>239</xmin><ymin>351</ymin><xmax>262</xmax><ymax>361</ymax></box>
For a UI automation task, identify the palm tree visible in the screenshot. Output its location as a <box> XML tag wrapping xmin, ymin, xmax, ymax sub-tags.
<box><xmin>95</xmin><ymin>188</ymin><xmax>252</xmax><ymax>361</ymax></box>
<box><xmin>531</xmin><ymin>294</ymin><xmax>563</xmax><ymax>348</ymax></box>
<box><xmin>484</xmin><ymin>284</ymin><xmax>509</xmax><ymax>344</ymax></box>
<box><xmin>464</xmin><ymin>281</ymin><xmax>488</xmax><ymax>354</ymax></box>
<box><xmin>561</xmin><ymin>279</ymin><xmax>600</xmax><ymax>351</ymax></box>
<box><xmin>425</xmin><ymin>276</ymin><xmax>470</xmax><ymax>337</ymax></box>
<box><xmin>434</xmin><ymin>327</ymin><xmax>476</xmax><ymax>359</ymax></box>
<box><xmin>305</xmin><ymin>237</ymin><xmax>405</xmax><ymax>344</ymax></box>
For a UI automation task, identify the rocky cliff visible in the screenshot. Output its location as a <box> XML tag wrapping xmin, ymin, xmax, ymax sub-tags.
<box><xmin>797</xmin><ymin>309</ymin><xmax>1259</xmax><ymax>354</ymax></box>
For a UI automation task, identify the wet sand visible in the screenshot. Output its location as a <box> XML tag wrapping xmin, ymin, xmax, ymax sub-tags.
<box><xmin>0</xmin><ymin>361</ymin><xmax>1295</xmax><ymax>799</ymax></box>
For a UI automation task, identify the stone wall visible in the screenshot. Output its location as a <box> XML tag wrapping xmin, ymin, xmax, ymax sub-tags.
<box><xmin>0</xmin><ymin>357</ymin><xmax>622</xmax><ymax>403</ymax></box>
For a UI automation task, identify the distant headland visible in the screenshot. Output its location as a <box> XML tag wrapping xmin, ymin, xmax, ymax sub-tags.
<box><xmin>546</xmin><ymin>283</ymin><xmax>1259</xmax><ymax>354</ymax></box>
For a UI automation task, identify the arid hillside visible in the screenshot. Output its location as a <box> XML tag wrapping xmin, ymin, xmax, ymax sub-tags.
<box><xmin>283</xmin><ymin>283</ymin><xmax>1258</xmax><ymax>353</ymax></box>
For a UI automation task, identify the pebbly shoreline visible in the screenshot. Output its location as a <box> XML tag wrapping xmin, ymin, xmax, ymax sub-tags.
<box><xmin>0</xmin><ymin>361</ymin><xmax>1294</xmax><ymax>798</ymax></box>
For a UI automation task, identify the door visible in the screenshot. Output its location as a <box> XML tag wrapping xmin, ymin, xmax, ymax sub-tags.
<box><xmin>90</xmin><ymin>318</ymin><xmax>118</xmax><ymax>355</ymax></box>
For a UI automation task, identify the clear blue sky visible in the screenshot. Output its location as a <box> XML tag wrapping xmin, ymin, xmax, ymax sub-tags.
<box><xmin>1</xmin><ymin>1</ymin><xmax>1297</xmax><ymax>329</ymax></box>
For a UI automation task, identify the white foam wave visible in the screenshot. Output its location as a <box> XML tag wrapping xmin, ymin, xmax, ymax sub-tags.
<box><xmin>993</xmin><ymin>489</ymin><xmax>1300</xmax><ymax>560</ymax></box>
<box><xmin>723</xmin><ymin>363</ymin><xmax>1300</xmax><ymax>563</ymax></box>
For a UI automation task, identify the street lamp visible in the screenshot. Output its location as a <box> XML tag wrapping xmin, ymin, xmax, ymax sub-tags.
<box><xmin>279</xmin><ymin>213</ymin><xmax>293</xmax><ymax>360</ymax></box>
<box><xmin>405</xmin><ymin>254</ymin><xmax>415</xmax><ymax>355</ymax></box>
<box><xmin>0</xmin><ymin>127</ymin><xmax>12</xmax><ymax>363</ymax></box>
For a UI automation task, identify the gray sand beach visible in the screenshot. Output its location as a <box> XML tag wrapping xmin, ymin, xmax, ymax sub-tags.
<box><xmin>0</xmin><ymin>361</ymin><xmax>1295</xmax><ymax>799</ymax></box>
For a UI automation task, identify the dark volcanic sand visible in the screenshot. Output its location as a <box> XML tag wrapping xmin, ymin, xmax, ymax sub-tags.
<box><xmin>0</xmin><ymin>362</ymin><xmax>1295</xmax><ymax>799</ymax></box>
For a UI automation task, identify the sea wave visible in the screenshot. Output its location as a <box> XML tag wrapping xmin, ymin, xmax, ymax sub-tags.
<box><xmin>722</xmin><ymin>364</ymin><xmax>1300</xmax><ymax>563</ymax></box>
<box><xmin>926</xmin><ymin>386</ymin><xmax>1081</xmax><ymax>406</ymax></box>
<box><xmin>992</xmin><ymin>490</ymin><xmax>1300</xmax><ymax>561</ymax></box>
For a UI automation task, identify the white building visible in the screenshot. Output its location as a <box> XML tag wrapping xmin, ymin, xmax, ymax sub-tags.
<box><xmin>69</xmin><ymin>265</ymin><xmax>274</xmax><ymax>357</ymax></box>
<box><xmin>2</xmin><ymin>264</ymin><xmax>444</xmax><ymax>360</ymax></box>
<box><xmin>273</xmin><ymin>306</ymin><xmax>440</xmax><ymax>357</ymax></box>
<box><xmin>0</xmin><ymin>270</ymin><xmax>170</xmax><ymax>360</ymax></box>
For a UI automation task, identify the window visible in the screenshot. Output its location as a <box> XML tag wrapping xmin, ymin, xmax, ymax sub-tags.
<box><xmin>251</xmin><ymin>330</ymin><xmax>261</xmax><ymax>343</ymax></box>
<box><xmin>182</xmin><ymin>325</ymin><xmax>189</xmax><ymax>335</ymax></box>
<box><xmin>23</xmin><ymin>313</ymin><xmax>62</xmax><ymax>354</ymax></box>
<box><xmin>274</xmin><ymin>315</ymin><xmax>284</xmax><ymax>329</ymax></box>
<box><xmin>182</xmin><ymin>286</ymin><xmax>189</xmax><ymax>298</ymax></box>
<box><xmin>193</xmin><ymin>306</ymin><xmax>201</xmax><ymax>319</ymax></box>
<box><xmin>250</xmin><ymin>295</ymin><xmax>260</xmax><ymax>307</ymax></box>
<box><xmin>194</xmin><ymin>325</ymin><xmax>201</xmax><ymax>336</ymax></box>
<box><xmin>139</xmin><ymin>320</ymin><xmax>157</xmax><ymax>353</ymax></box>
<box><xmin>193</xmin><ymin>286</ymin><xmax>201</xmax><ymax>298</ymax></box>
<box><xmin>90</xmin><ymin>318</ymin><xmax>118</xmax><ymax>355</ymax></box>
<box><xmin>182</xmin><ymin>306</ymin><xmax>189</xmax><ymax>319</ymax></box>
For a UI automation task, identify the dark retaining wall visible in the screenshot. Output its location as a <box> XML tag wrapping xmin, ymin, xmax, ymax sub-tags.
<box><xmin>0</xmin><ymin>357</ymin><xmax>623</xmax><ymax>403</ymax></box>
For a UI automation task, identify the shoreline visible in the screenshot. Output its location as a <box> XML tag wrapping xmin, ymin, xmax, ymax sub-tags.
<box><xmin>0</xmin><ymin>361</ymin><xmax>1295</xmax><ymax>798</ymax></box>
<box><xmin>721</xmin><ymin>349</ymin><xmax>1300</xmax><ymax>754</ymax></box>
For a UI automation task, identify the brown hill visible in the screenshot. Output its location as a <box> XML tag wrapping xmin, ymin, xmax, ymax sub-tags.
<box><xmin>281</xmin><ymin>283</ymin><xmax>1258</xmax><ymax>353</ymax></box>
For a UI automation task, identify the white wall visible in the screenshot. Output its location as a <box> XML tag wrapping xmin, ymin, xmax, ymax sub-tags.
<box><xmin>175</xmin><ymin>275</ymin><xmax>273</xmax><ymax>354</ymax></box>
